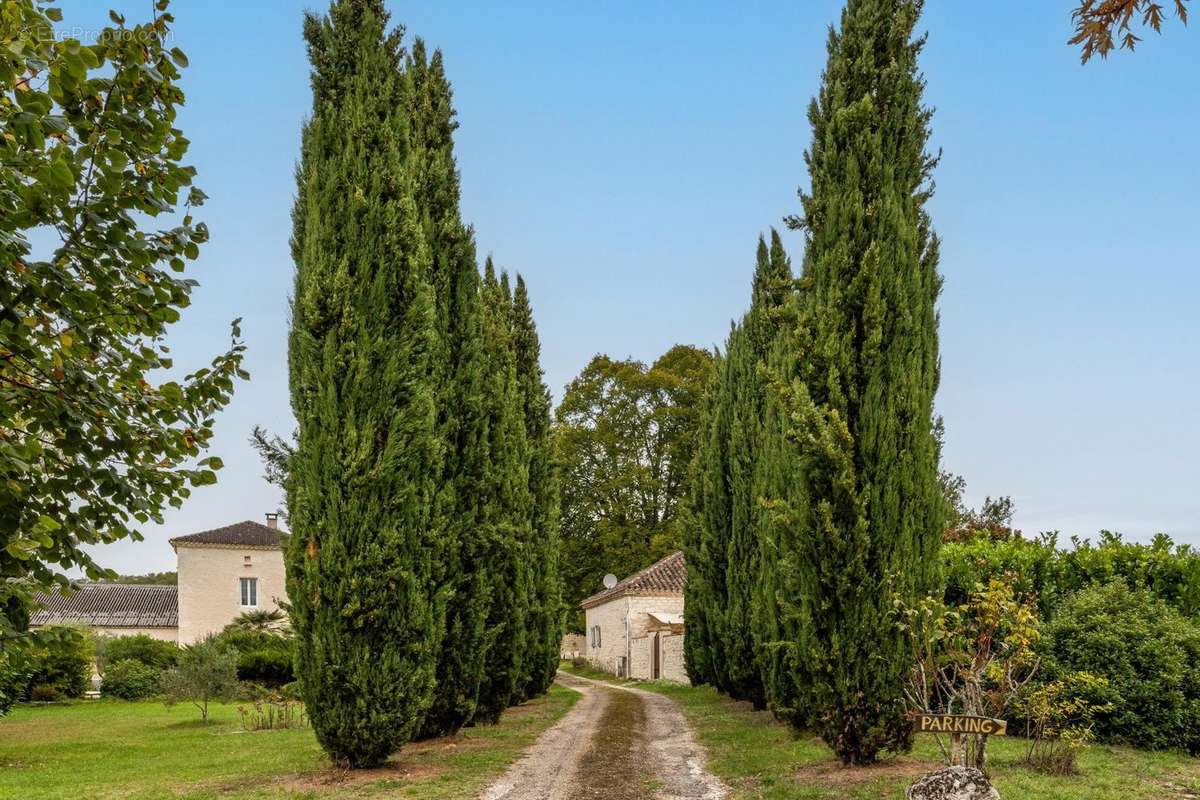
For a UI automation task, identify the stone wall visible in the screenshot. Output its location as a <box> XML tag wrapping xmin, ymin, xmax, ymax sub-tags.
<box><xmin>583</xmin><ymin>593</ymin><xmax>688</xmax><ymax>682</ymax></box>
<box><xmin>583</xmin><ymin>595</ymin><xmax>630</xmax><ymax>675</ymax></box>
<box><xmin>560</xmin><ymin>633</ymin><xmax>586</xmax><ymax>659</ymax></box>
<box><xmin>659</xmin><ymin>631</ymin><xmax>687</xmax><ymax>683</ymax></box>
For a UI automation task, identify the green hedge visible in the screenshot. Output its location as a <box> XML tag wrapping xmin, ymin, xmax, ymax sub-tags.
<box><xmin>213</xmin><ymin>628</ymin><xmax>294</xmax><ymax>688</ymax></box>
<box><xmin>1043</xmin><ymin>582</ymin><xmax>1200</xmax><ymax>754</ymax></box>
<box><xmin>101</xmin><ymin>659</ymin><xmax>160</xmax><ymax>700</ymax></box>
<box><xmin>96</xmin><ymin>635</ymin><xmax>178</xmax><ymax>672</ymax></box>
<box><xmin>236</xmin><ymin>649</ymin><xmax>293</xmax><ymax>687</ymax></box>
<box><xmin>942</xmin><ymin>532</ymin><xmax>1200</xmax><ymax>621</ymax></box>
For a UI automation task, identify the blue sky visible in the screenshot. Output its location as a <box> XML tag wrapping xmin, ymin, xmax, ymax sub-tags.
<box><xmin>57</xmin><ymin>1</ymin><xmax>1199</xmax><ymax>573</ymax></box>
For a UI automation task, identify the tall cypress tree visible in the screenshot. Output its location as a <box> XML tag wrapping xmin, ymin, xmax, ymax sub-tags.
<box><xmin>721</xmin><ymin>232</ymin><xmax>792</xmax><ymax>708</ymax></box>
<box><xmin>681</xmin><ymin>357</ymin><xmax>721</xmax><ymax>688</ymax></box>
<box><xmin>770</xmin><ymin>0</ymin><xmax>943</xmax><ymax>765</ymax></box>
<box><xmin>512</xmin><ymin>275</ymin><xmax>562</xmax><ymax>700</ymax></box>
<box><xmin>405</xmin><ymin>41</ymin><xmax>492</xmax><ymax>739</ymax></box>
<box><xmin>287</xmin><ymin>0</ymin><xmax>441</xmax><ymax>767</ymax></box>
<box><xmin>688</xmin><ymin>335</ymin><xmax>735</xmax><ymax>693</ymax></box>
<box><xmin>474</xmin><ymin>261</ymin><xmax>533</xmax><ymax>723</ymax></box>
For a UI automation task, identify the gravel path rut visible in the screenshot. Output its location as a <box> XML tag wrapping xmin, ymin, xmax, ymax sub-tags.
<box><xmin>482</xmin><ymin>672</ymin><xmax>728</xmax><ymax>800</ymax></box>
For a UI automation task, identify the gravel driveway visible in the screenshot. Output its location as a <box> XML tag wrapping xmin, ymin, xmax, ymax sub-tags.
<box><xmin>482</xmin><ymin>672</ymin><xmax>728</xmax><ymax>800</ymax></box>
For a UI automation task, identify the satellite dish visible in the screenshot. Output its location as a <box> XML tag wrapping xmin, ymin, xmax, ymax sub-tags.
<box><xmin>602</xmin><ymin>573</ymin><xmax>618</xmax><ymax>589</ymax></box>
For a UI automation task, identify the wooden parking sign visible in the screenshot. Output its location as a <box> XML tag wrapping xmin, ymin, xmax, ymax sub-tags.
<box><xmin>914</xmin><ymin>714</ymin><xmax>1008</xmax><ymax>736</ymax></box>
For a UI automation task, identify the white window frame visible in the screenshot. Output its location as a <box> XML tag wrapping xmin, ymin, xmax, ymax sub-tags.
<box><xmin>240</xmin><ymin>576</ymin><xmax>258</xmax><ymax>608</ymax></box>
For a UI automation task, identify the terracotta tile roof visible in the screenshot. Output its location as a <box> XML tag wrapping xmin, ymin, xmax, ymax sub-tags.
<box><xmin>580</xmin><ymin>551</ymin><xmax>686</xmax><ymax>609</ymax></box>
<box><xmin>169</xmin><ymin>520</ymin><xmax>285</xmax><ymax>549</ymax></box>
<box><xmin>31</xmin><ymin>583</ymin><xmax>178</xmax><ymax>628</ymax></box>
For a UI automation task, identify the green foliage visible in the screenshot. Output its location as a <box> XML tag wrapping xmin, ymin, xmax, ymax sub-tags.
<box><xmin>896</xmin><ymin>579</ymin><xmax>1041</xmax><ymax>770</ymax></box>
<box><xmin>684</xmin><ymin>232</ymin><xmax>792</xmax><ymax>709</ymax></box>
<box><xmin>286</xmin><ymin>0</ymin><xmax>443</xmax><ymax>766</ymax></box>
<box><xmin>406</xmin><ymin>39</ymin><xmax>491</xmax><ymax>740</ymax></box>
<box><xmin>762</xmin><ymin>0</ymin><xmax>943</xmax><ymax>764</ymax></box>
<box><xmin>215</xmin><ymin>627</ymin><xmax>290</xmax><ymax>654</ymax></box>
<box><xmin>1018</xmin><ymin>671</ymin><xmax>1112</xmax><ymax>775</ymax></box>
<box><xmin>0</xmin><ymin>645</ymin><xmax>27</xmax><ymax>714</ymax></box>
<box><xmin>25</xmin><ymin>625</ymin><xmax>91</xmax><ymax>699</ymax></box>
<box><xmin>102</xmin><ymin>659</ymin><xmax>161</xmax><ymax>700</ymax></box>
<box><xmin>473</xmin><ymin>265</ymin><xmax>533</xmax><ymax>724</ymax></box>
<box><xmin>235</xmin><ymin>649</ymin><xmax>293</xmax><ymax>688</ymax></box>
<box><xmin>159</xmin><ymin>635</ymin><xmax>239</xmax><ymax>723</ymax></box>
<box><xmin>213</xmin><ymin>622</ymin><xmax>294</xmax><ymax>687</ymax></box>
<box><xmin>680</xmin><ymin>357</ymin><xmax>723</xmax><ymax>690</ymax></box>
<box><xmin>556</xmin><ymin>345</ymin><xmax>715</xmax><ymax>627</ymax></box>
<box><xmin>225</xmin><ymin>608</ymin><xmax>287</xmax><ymax>634</ymax></box>
<box><xmin>266</xmin><ymin>0</ymin><xmax>559</xmax><ymax>751</ymax></box>
<box><xmin>0</xmin><ymin>0</ymin><xmax>245</xmax><ymax>640</ymax></box>
<box><xmin>95</xmin><ymin>634</ymin><xmax>179</xmax><ymax>674</ymax></box>
<box><xmin>1043</xmin><ymin>582</ymin><xmax>1200</xmax><ymax>754</ymax></box>
<box><xmin>511</xmin><ymin>275</ymin><xmax>562</xmax><ymax>701</ymax></box>
<box><xmin>943</xmin><ymin>532</ymin><xmax>1200</xmax><ymax>622</ymax></box>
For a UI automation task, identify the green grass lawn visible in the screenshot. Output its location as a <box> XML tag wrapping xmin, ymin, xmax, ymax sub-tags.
<box><xmin>0</xmin><ymin>686</ymin><xmax>578</xmax><ymax>800</ymax></box>
<box><xmin>559</xmin><ymin>663</ymin><xmax>1200</xmax><ymax>800</ymax></box>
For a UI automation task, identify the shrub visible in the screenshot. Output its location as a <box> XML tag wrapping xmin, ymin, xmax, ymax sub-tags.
<box><xmin>102</xmin><ymin>659</ymin><xmax>161</xmax><ymax>700</ymax></box>
<box><xmin>95</xmin><ymin>635</ymin><xmax>178</xmax><ymax>675</ymax></box>
<box><xmin>897</xmin><ymin>578</ymin><xmax>1041</xmax><ymax>770</ymax></box>
<box><xmin>1044</xmin><ymin>582</ymin><xmax>1200</xmax><ymax>753</ymax></box>
<box><xmin>214</xmin><ymin>627</ymin><xmax>292</xmax><ymax>656</ymax></box>
<box><xmin>236</xmin><ymin>649</ymin><xmax>293</xmax><ymax>688</ymax></box>
<box><xmin>1018</xmin><ymin>671</ymin><xmax>1113</xmax><ymax>775</ymax></box>
<box><xmin>28</xmin><ymin>683</ymin><xmax>60</xmax><ymax>702</ymax></box>
<box><xmin>212</xmin><ymin>627</ymin><xmax>294</xmax><ymax>688</ymax></box>
<box><xmin>25</xmin><ymin>625</ymin><xmax>91</xmax><ymax>699</ymax></box>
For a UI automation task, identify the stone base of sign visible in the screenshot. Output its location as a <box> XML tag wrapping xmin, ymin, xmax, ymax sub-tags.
<box><xmin>906</xmin><ymin>766</ymin><xmax>999</xmax><ymax>800</ymax></box>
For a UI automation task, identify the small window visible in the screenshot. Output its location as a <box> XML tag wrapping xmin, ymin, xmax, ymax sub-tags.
<box><xmin>590</xmin><ymin>625</ymin><xmax>601</xmax><ymax>649</ymax></box>
<box><xmin>240</xmin><ymin>577</ymin><xmax>258</xmax><ymax>607</ymax></box>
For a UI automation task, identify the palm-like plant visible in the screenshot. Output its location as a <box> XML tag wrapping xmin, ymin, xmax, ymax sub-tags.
<box><xmin>227</xmin><ymin>608</ymin><xmax>287</xmax><ymax>635</ymax></box>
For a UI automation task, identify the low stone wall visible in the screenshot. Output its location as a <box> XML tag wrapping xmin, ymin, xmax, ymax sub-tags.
<box><xmin>560</xmin><ymin>633</ymin><xmax>586</xmax><ymax>660</ymax></box>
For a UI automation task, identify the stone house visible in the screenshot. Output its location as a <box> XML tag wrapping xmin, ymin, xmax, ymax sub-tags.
<box><xmin>31</xmin><ymin>514</ymin><xmax>287</xmax><ymax>645</ymax></box>
<box><xmin>580</xmin><ymin>551</ymin><xmax>688</xmax><ymax>683</ymax></box>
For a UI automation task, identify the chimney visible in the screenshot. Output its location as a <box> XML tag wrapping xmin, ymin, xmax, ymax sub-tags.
<box><xmin>265</xmin><ymin>512</ymin><xmax>279</xmax><ymax>530</ymax></box>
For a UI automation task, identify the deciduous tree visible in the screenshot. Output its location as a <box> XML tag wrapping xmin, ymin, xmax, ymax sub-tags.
<box><xmin>556</xmin><ymin>346</ymin><xmax>714</xmax><ymax>626</ymax></box>
<box><xmin>1071</xmin><ymin>0</ymin><xmax>1188</xmax><ymax>62</ymax></box>
<box><xmin>0</xmin><ymin>1</ymin><xmax>244</xmax><ymax>654</ymax></box>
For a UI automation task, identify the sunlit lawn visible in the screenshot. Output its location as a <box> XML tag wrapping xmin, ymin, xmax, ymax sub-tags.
<box><xmin>0</xmin><ymin>686</ymin><xmax>577</xmax><ymax>800</ymax></box>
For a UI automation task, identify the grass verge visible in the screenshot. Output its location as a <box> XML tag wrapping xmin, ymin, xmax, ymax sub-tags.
<box><xmin>0</xmin><ymin>685</ymin><xmax>578</xmax><ymax>800</ymax></box>
<box><xmin>560</xmin><ymin>662</ymin><xmax>1200</xmax><ymax>800</ymax></box>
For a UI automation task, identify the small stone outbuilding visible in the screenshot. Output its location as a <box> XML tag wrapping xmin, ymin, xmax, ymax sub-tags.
<box><xmin>580</xmin><ymin>551</ymin><xmax>688</xmax><ymax>683</ymax></box>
